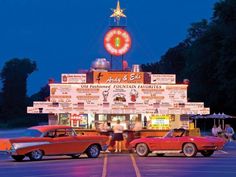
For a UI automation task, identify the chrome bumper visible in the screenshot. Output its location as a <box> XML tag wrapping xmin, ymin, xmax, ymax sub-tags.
<box><xmin>6</xmin><ymin>149</ymin><xmax>17</xmax><ymax>155</ymax></box>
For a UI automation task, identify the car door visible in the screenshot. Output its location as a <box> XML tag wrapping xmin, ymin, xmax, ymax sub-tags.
<box><xmin>45</xmin><ymin>128</ymin><xmax>79</xmax><ymax>155</ymax></box>
<box><xmin>146</xmin><ymin>137</ymin><xmax>165</xmax><ymax>151</ymax></box>
<box><xmin>161</xmin><ymin>137</ymin><xmax>181</xmax><ymax>150</ymax></box>
<box><xmin>148</xmin><ymin>130</ymin><xmax>181</xmax><ymax>151</ymax></box>
<box><xmin>60</xmin><ymin>128</ymin><xmax>91</xmax><ymax>154</ymax></box>
<box><xmin>160</xmin><ymin>130</ymin><xmax>183</xmax><ymax>150</ymax></box>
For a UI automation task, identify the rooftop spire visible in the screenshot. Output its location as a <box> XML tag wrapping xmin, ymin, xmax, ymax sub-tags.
<box><xmin>110</xmin><ymin>0</ymin><xmax>126</xmax><ymax>25</ymax></box>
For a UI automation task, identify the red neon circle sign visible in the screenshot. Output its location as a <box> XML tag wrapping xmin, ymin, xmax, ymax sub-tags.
<box><xmin>104</xmin><ymin>28</ymin><xmax>131</xmax><ymax>56</ymax></box>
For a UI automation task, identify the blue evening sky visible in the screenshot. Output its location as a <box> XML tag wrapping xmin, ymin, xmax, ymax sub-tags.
<box><xmin>0</xmin><ymin>0</ymin><xmax>218</xmax><ymax>95</ymax></box>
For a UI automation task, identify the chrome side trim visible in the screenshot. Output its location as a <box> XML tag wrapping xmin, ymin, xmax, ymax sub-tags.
<box><xmin>152</xmin><ymin>150</ymin><xmax>182</xmax><ymax>154</ymax></box>
<box><xmin>13</xmin><ymin>142</ymin><xmax>50</xmax><ymax>150</ymax></box>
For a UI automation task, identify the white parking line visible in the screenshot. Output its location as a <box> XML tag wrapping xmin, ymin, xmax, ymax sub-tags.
<box><xmin>130</xmin><ymin>154</ymin><xmax>142</xmax><ymax>177</ymax></box>
<box><xmin>217</xmin><ymin>150</ymin><xmax>229</xmax><ymax>154</ymax></box>
<box><xmin>102</xmin><ymin>154</ymin><xmax>108</xmax><ymax>177</ymax></box>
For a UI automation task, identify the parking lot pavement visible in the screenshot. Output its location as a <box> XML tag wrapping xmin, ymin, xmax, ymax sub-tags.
<box><xmin>224</xmin><ymin>141</ymin><xmax>236</xmax><ymax>150</ymax></box>
<box><xmin>1</xmin><ymin>149</ymin><xmax>236</xmax><ymax>177</ymax></box>
<box><xmin>0</xmin><ymin>154</ymin><xmax>105</xmax><ymax>177</ymax></box>
<box><xmin>1</xmin><ymin>141</ymin><xmax>236</xmax><ymax>176</ymax></box>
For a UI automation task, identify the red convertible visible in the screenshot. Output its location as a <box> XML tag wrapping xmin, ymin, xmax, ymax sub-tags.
<box><xmin>129</xmin><ymin>128</ymin><xmax>226</xmax><ymax>157</ymax></box>
<box><xmin>0</xmin><ymin>125</ymin><xmax>108</xmax><ymax>161</ymax></box>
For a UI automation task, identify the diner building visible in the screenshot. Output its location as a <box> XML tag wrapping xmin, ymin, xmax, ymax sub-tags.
<box><xmin>27</xmin><ymin>1</ymin><xmax>210</xmax><ymax>149</ymax></box>
<box><xmin>27</xmin><ymin>67</ymin><xmax>209</xmax><ymax>131</ymax></box>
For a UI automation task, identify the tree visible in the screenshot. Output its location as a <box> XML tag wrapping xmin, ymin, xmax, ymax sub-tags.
<box><xmin>158</xmin><ymin>41</ymin><xmax>190</xmax><ymax>82</ymax></box>
<box><xmin>211</xmin><ymin>0</ymin><xmax>236</xmax><ymax>114</ymax></box>
<box><xmin>183</xmin><ymin>26</ymin><xmax>223</xmax><ymax>108</ymax></box>
<box><xmin>30</xmin><ymin>78</ymin><xmax>54</xmax><ymax>102</ymax></box>
<box><xmin>141</xmin><ymin>0</ymin><xmax>236</xmax><ymax>116</ymax></box>
<box><xmin>187</xmin><ymin>19</ymin><xmax>209</xmax><ymax>43</ymax></box>
<box><xmin>181</xmin><ymin>0</ymin><xmax>236</xmax><ymax>115</ymax></box>
<box><xmin>0</xmin><ymin>58</ymin><xmax>37</xmax><ymax>122</ymax></box>
<box><xmin>213</xmin><ymin>0</ymin><xmax>236</xmax><ymax>24</ymax></box>
<box><xmin>141</xmin><ymin>62</ymin><xmax>160</xmax><ymax>74</ymax></box>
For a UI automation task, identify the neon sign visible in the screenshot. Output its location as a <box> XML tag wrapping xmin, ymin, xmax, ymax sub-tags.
<box><xmin>104</xmin><ymin>28</ymin><xmax>131</xmax><ymax>56</ymax></box>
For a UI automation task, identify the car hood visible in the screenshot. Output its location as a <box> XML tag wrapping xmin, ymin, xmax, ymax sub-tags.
<box><xmin>191</xmin><ymin>136</ymin><xmax>226</xmax><ymax>143</ymax></box>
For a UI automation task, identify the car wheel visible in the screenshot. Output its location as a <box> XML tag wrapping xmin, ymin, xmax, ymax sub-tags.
<box><xmin>86</xmin><ymin>145</ymin><xmax>100</xmax><ymax>158</ymax></box>
<box><xmin>136</xmin><ymin>143</ymin><xmax>149</xmax><ymax>157</ymax></box>
<box><xmin>183</xmin><ymin>143</ymin><xmax>197</xmax><ymax>157</ymax></box>
<box><xmin>201</xmin><ymin>150</ymin><xmax>214</xmax><ymax>157</ymax></box>
<box><xmin>29</xmin><ymin>150</ymin><xmax>43</xmax><ymax>161</ymax></box>
<box><xmin>71</xmin><ymin>154</ymin><xmax>81</xmax><ymax>159</ymax></box>
<box><xmin>11</xmin><ymin>155</ymin><xmax>25</xmax><ymax>162</ymax></box>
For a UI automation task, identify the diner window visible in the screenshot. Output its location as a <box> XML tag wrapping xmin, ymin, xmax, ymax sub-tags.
<box><xmin>98</xmin><ymin>114</ymin><xmax>107</xmax><ymax>121</ymax></box>
<box><xmin>59</xmin><ymin>113</ymin><xmax>70</xmax><ymax>126</ymax></box>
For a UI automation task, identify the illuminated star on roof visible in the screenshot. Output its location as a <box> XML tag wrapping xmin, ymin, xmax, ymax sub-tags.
<box><xmin>110</xmin><ymin>0</ymin><xmax>126</xmax><ymax>20</ymax></box>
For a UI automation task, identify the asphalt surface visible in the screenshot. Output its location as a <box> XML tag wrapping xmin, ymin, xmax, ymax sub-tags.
<box><xmin>1</xmin><ymin>129</ymin><xmax>236</xmax><ymax>177</ymax></box>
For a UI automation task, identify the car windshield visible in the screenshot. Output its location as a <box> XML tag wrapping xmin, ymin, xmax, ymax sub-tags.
<box><xmin>22</xmin><ymin>129</ymin><xmax>42</xmax><ymax>137</ymax></box>
<box><xmin>44</xmin><ymin>128</ymin><xmax>77</xmax><ymax>138</ymax></box>
<box><xmin>164</xmin><ymin>130</ymin><xmax>174</xmax><ymax>138</ymax></box>
<box><xmin>164</xmin><ymin>129</ymin><xmax>186</xmax><ymax>138</ymax></box>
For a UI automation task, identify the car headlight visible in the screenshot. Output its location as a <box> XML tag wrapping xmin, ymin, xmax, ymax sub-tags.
<box><xmin>11</xmin><ymin>144</ymin><xmax>16</xmax><ymax>150</ymax></box>
<box><xmin>9</xmin><ymin>144</ymin><xmax>16</xmax><ymax>153</ymax></box>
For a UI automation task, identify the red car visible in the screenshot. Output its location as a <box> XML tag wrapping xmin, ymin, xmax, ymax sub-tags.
<box><xmin>0</xmin><ymin>125</ymin><xmax>108</xmax><ymax>161</ymax></box>
<box><xmin>129</xmin><ymin>128</ymin><xmax>226</xmax><ymax>157</ymax></box>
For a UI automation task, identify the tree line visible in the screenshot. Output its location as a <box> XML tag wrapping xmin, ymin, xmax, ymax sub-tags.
<box><xmin>0</xmin><ymin>59</ymin><xmax>49</xmax><ymax>128</ymax></box>
<box><xmin>142</xmin><ymin>0</ymin><xmax>236</xmax><ymax>116</ymax></box>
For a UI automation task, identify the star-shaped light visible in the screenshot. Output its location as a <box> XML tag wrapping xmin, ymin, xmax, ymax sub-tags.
<box><xmin>110</xmin><ymin>0</ymin><xmax>126</xmax><ymax>19</ymax></box>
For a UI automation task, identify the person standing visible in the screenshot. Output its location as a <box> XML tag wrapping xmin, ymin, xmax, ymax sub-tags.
<box><xmin>113</xmin><ymin>119</ymin><xmax>124</xmax><ymax>152</ymax></box>
<box><xmin>217</xmin><ymin>124</ymin><xmax>223</xmax><ymax>136</ymax></box>
<box><xmin>225</xmin><ymin>124</ymin><xmax>235</xmax><ymax>142</ymax></box>
<box><xmin>212</xmin><ymin>125</ymin><xmax>219</xmax><ymax>137</ymax></box>
<box><xmin>99</xmin><ymin>122</ymin><xmax>111</xmax><ymax>153</ymax></box>
<box><xmin>133</xmin><ymin>118</ymin><xmax>143</xmax><ymax>131</ymax></box>
<box><xmin>133</xmin><ymin>117</ymin><xmax>142</xmax><ymax>139</ymax></box>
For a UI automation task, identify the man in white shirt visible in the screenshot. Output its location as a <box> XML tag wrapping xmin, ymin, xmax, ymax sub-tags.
<box><xmin>113</xmin><ymin>120</ymin><xmax>124</xmax><ymax>152</ymax></box>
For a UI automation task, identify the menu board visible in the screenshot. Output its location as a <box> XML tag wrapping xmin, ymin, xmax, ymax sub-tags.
<box><xmin>49</xmin><ymin>84</ymin><xmax>187</xmax><ymax>106</ymax></box>
<box><xmin>28</xmin><ymin>83</ymin><xmax>209</xmax><ymax>115</ymax></box>
<box><xmin>70</xmin><ymin>114</ymin><xmax>88</xmax><ymax>128</ymax></box>
<box><xmin>150</xmin><ymin>115</ymin><xmax>170</xmax><ymax>129</ymax></box>
<box><xmin>151</xmin><ymin>74</ymin><xmax>176</xmax><ymax>84</ymax></box>
<box><xmin>61</xmin><ymin>74</ymin><xmax>86</xmax><ymax>84</ymax></box>
<box><xmin>59</xmin><ymin>113</ymin><xmax>70</xmax><ymax>126</ymax></box>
